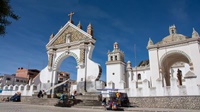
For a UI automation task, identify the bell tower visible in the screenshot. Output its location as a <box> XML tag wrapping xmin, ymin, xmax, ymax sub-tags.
<box><xmin>106</xmin><ymin>42</ymin><xmax>126</xmax><ymax>89</ymax></box>
<box><xmin>169</xmin><ymin>25</ymin><xmax>177</xmax><ymax>35</ymax></box>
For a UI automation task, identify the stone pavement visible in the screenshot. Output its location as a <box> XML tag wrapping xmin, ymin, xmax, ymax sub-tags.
<box><xmin>0</xmin><ymin>102</ymin><xmax>200</xmax><ymax>112</ymax></box>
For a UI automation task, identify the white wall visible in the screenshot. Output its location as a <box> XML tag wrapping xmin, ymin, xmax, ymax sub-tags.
<box><xmin>107</xmin><ymin>63</ymin><xmax>125</xmax><ymax>89</ymax></box>
<box><xmin>0</xmin><ymin>84</ymin><xmax>37</xmax><ymax>96</ymax></box>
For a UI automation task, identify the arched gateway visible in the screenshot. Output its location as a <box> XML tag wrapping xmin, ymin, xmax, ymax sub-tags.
<box><xmin>147</xmin><ymin>25</ymin><xmax>200</xmax><ymax>90</ymax></box>
<box><xmin>38</xmin><ymin>13</ymin><xmax>102</xmax><ymax>96</ymax></box>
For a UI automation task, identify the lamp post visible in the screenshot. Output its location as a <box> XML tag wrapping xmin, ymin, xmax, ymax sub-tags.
<box><xmin>84</xmin><ymin>47</ymin><xmax>87</xmax><ymax>93</ymax></box>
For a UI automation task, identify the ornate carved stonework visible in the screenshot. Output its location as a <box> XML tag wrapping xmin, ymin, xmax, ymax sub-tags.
<box><xmin>52</xmin><ymin>26</ymin><xmax>89</xmax><ymax>46</ymax></box>
<box><xmin>79</xmin><ymin>49</ymin><xmax>85</xmax><ymax>63</ymax></box>
<box><xmin>52</xmin><ymin>33</ymin><xmax>66</xmax><ymax>45</ymax></box>
<box><xmin>53</xmin><ymin>51</ymin><xmax>79</xmax><ymax>70</ymax></box>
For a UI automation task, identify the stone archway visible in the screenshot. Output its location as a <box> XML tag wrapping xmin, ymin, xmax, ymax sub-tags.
<box><xmin>39</xmin><ymin>20</ymin><xmax>102</xmax><ymax>96</ymax></box>
<box><xmin>160</xmin><ymin>50</ymin><xmax>191</xmax><ymax>86</ymax></box>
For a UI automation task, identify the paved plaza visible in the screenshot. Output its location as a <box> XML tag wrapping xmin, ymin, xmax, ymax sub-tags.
<box><xmin>0</xmin><ymin>102</ymin><xmax>105</xmax><ymax>112</ymax></box>
<box><xmin>0</xmin><ymin>102</ymin><xmax>200</xmax><ymax>112</ymax></box>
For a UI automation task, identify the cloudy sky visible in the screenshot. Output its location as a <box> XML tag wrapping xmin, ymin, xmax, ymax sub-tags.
<box><xmin>1</xmin><ymin>0</ymin><xmax>200</xmax><ymax>81</ymax></box>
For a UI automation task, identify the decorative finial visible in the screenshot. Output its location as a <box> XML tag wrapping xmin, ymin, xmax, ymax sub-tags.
<box><xmin>68</xmin><ymin>12</ymin><xmax>74</xmax><ymax>24</ymax></box>
<box><xmin>49</xmin><ymin>33</ymin><xmax>54</xmax><ymax>41</ymax></box>
<box><xmin>192</xmin><ymin>28</ymin><xmax>199</xmax><ymax>38</ymax></box>
<box><xmin>87</xmin><ymin>23</ymin><xmax>93</xmax><ymax>36</ymax></box>
<box><xmin>77</xmin><ymin>21</ymin><xmax>82</xmax><ymax>29</ymax></box>
<box><xmin>127</xmin><ymin>61</ymin><xmax>132</xmax><ymax>69</ymax></box>
<box><xmin>148</xmin><ymin>37</ymin><xmax>154</xmax><ymax>46</ymax></box>
<box><xmin>114</xmin><ymin>42</ymin><xmax>119</xmax><ymax>50</ymax></box>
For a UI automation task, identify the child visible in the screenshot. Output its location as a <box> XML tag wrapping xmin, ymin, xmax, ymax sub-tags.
<box><xmin>112</xmin><ymin>100</ymin><xmax>117</xmax><ymax>110</ymax></box>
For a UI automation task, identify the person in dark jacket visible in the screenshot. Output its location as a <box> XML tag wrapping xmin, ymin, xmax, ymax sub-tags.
<box><xmin>37</xmin><ymin>90</ymin><xmax>43</xmax><ymax>98</ymax></box>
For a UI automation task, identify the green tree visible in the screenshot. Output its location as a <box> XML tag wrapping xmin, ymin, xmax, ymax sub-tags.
<box><xmin>0</xmin><ymin>0</ymin><xmax>19</xmax><ymax>36</ymax></box>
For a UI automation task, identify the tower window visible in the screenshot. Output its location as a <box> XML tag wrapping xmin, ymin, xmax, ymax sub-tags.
<box><xmin>172</xmin><ymin>30</ymin><xmax>174</xmax><ymax>34</ymax></box>
<box><xmin>137</xmin><ymin>74</ymin><xmax>141</xmax><ymax>80</ymax></box>
<box><xmin>115</xmin><ymin>56</ymin><xmax>117</xmax><ymax>60</ymax></box>
<box><xmin>112</xmin><ymin>73</ymin><xmax>115</xmax><ymax>75</ymax></box>
<box><xmin>111</xmin><ymin>56</ymin><xmax>113</xmax><ymax>61</ymax></box>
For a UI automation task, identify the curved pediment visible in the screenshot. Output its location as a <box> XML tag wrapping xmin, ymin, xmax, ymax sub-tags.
<box><xmin>156</xmin><ymin>34</ymin><xmax>190</xmax><ymax>45</ymax></box>
<box><xmin>46</xmin><ymin>22</ymin><xmax>94</xmax><ymax>48</ymax></box>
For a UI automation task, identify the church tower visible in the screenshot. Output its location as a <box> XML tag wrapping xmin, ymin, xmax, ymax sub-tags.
<box><xmin>106</xmin><ymin>42</ymin><xmax>126</xmax><ymax>89</ymax></box>
<box><xmin>169</xmin><ymin>25</ymin><xmax>177</xmax><ymax>35</ymax></box>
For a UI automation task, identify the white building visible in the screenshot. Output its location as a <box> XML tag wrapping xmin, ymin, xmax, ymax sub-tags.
<box><xmin>2</xmin><ymin>14</ymin><xmax>199</xmax><ymax>98</ymax></box>
<box><xmin>106</xmin><ymin>25</ymin><xmax>200</xmax><ymax>97</ymax></box>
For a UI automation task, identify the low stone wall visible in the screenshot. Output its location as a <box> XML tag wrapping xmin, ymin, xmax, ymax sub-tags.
<box><xmin>129</xmin><ymin>96</ymin><xmax>200</xmax><ymax>110</ymax></box>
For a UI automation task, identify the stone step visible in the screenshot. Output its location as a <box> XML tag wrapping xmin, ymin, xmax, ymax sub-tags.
<box><xmin>22</xmin><ymin>97</ymin><xmax>58</xmax><ymax>106</ymax></box>
<box><xmin>72</xmin><ymin>106</ymin><xmax>103</xmax><ymax>109</ymax></box>
<box><xmin>54</xmin><ymin>100</ymin><xmax>72</xmax><ymax>107</ymax></box>
<box><xmin>75</xmin><ymin>100</ymin><xmax>101</xmax><ymax>106</ymax></box>
<box><xmin>75</xmin><ymin>103</ymin><xmax>101</xmax><ymax>106</ymax></box>
<box><xmin>20</xmin><ymin>92</ymin><xmax>101</xmax><ymax>107</ymax></box>
<box><xmin>76</xmin><ymin>95</ymin><xmax>101</xmax><ymax>101</ymax></box>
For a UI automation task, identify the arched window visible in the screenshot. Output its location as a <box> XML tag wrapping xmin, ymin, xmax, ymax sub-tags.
<box><xmin>111</xmin><ymin>56</ymin><xmax>113</xmax><ymax>61</ymax></box>
<box><xmin>115</xmin><ymin>55</ymin><xmax>117</xmax><ymax>60</ymax></box>
<box><xmin>137</xmin><ymin>73</ymin><xmax>141</xmax><ymax>80</ymax></box>
<box><xmin>171</xmin><ymin>30</ymin><xmax>174</xmax><ymax>34</ymax></box>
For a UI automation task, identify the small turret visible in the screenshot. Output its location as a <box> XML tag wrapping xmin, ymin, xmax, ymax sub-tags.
<box><xmin>127</xmin><ymin>61</ymin><xmax>132</xmax><ymax>70</ymax></box>
<box><xmin>77</xmin><ymin>21</ymin><xmax>82</xmax><ymax>29</ymax></box>
<box><xmin>192</xmin><ymin>28</ymin><xmax>199</xmax><ymax>38</ymax></box>
<box><xmin>87</xmin><ymin>23</ymin><xmax>93</xmax><ymax>36</ymax></box>
<box><xmin>107</xmin><ymin>42</ymin><xmax>124</xmax><ymax>62</ymax></box>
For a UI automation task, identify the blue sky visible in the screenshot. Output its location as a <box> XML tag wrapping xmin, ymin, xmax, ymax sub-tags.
<box><xmin>1</xmin><ymin>0</ymin><xmax>200</xmax><ymax>81</ymax></box>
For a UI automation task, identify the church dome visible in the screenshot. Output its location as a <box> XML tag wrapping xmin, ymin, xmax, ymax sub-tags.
<box><xmin>156</xmin><ymin>34</ymin><xmax>189</xmax><ymax>45</ymax></box>
<box><xmin>156</xmin><ymin>25</ymin><xmax>190</xmax><ymax>45</ymax></box>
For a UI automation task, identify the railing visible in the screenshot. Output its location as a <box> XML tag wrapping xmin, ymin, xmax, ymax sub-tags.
<box><xmin>45</xmin><ymin>79</ymin><xmax>70</xmax><ymax>92</ymax></box>
<box><xmin>32</xmin><ymin>73</ymin><xmax>40</xmax><ymax>85</ymax></box>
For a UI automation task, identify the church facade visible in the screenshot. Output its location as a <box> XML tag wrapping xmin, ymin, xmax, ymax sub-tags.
<box><xmin>1</xmin><ymin>14</ymin><xmax>200</xmax><ymax>98</ymax></box>
<box><xmin>106</xmin><ymin>25</ymin><xmax>200</xmax><ymax>97</ymax></box>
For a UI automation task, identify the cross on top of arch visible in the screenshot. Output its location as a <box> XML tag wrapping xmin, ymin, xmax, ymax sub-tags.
<box><xmin>68</xmin><ymin>12</ymin><xmax>74</xmax><ymax>23</ymax></box>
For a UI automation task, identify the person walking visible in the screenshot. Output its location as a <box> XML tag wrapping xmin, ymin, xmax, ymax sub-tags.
<box><xmin>102</xmin><ymin>98</ymin><xmax>107</xmax><ymax>110</ymax></box>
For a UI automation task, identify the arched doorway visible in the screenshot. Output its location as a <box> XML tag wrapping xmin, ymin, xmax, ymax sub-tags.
<box><xmin>39</xmin><ymin>19</ymin><xmax>102</xmax><ymax>96</ymax></box>
<box><xmin>160</xmin><ymin>50</ymin><xmax>191</xmax><ymax>86</ymax></box>
<box><xmin>54</xmin><ymin>55</ymin><xmax>77</xmax><ymax>94</ymax></box>
<box><xmin>59</xmin><ymin>56</ymin><xmax>77</xmax><ymax>80</ymax></box>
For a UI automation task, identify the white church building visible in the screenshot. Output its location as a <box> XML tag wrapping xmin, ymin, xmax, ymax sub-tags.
<box><xmin>1</xmin><ymin>14</ymin><xmax>200</xmax><ymax>98</ymax></box>
<box><xmin>105</xmin><ymin>25</ymin><xmax>200</xmax><ymax>97</ymax></box>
